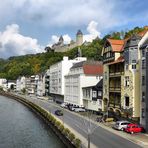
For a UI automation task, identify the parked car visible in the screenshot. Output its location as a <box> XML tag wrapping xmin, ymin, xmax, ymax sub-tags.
<box><xmin>55</xmin><ymin>110</ymin><xmax>63</xmax><ymax>116</ymax></box>
<box><xmin>60</xmin><ymin>103</ymin><xmax>67</xmax><ymax>108</ymax></box>
<box><xmin>74</xmin><ymin>108</ymin><xmax>86</xmax><ymax>112</ymax></box>
<box><xmin>68</xmin><ymin>106</ymin><xmax>79</xmax><ymax>111</ymax></box>
<box><xmin>113</xmin><ymin>121</ymin><xmax>131</xmax><ymax>131</ymax></box>
<box><xmin>124</xmin><ymin>123</ymin><xmax>145</xmax><ymax>134</ymax></box>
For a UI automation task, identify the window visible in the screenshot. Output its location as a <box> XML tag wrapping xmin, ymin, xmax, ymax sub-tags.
<box><xmin>132</xmin><ymin>64</ymin><xmax>136</xmax><ymax>69</ymax></box>
<box><xmin>132</xmin><ymin>60</ymin><xmax>136</xmax><ymax>63</ymax></box>
<box><xmin>125</xmin><ymin>64</ymin><xmax>128</xmax><ymax>70</ymax></box>
<box><xmin>142</xmin><ymin>49</ymin><xmax>145</xmax><ymax>57</ymax></box>
<box><xmin>86</xmin><ymin>89</ymin><xmax>90</xmax><ymax>98</ymax></box>
<box><xmin>142</xmin><ymin>92</ymin><xmax>145</xmax><ymax>102</ymax></box>
<box><xmin>92</xmin><ymin>91</ymin><xmax>97</xmax><ymax>98</ymax></box>
<box><xmin>142</xmin><ymin>108</ymin><xmax>145</xmax><ymax>118</ymax></box>
<box><xmin>125</xmin><ymin>96</ymin><xmax>129</xmax><ymax>107</ymax></box>
<box><xmin>105</xmin><ymin>72</ymin><xmax>107</xmax><ymax>80</ymax></box>
<box><xmin>125</xmin><ymin>76</ymin><xmax>129</xmax><ymax>87</ymax></box>
<box><xmin>98</xmin><ymin>91</ymin><xmax>102</xmax><ymax>96</ymax></box>
<box><xmin>142</xmin><ymin>59</ymin><xmax>145</xmax><ymax>69</ymax></box>
<box><xmin>142</xmin><ymin>76</ymin><xmax>145</xmax><ymax>86</ymax></box>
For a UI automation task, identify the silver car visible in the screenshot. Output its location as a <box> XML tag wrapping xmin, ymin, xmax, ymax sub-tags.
<box><xmin>113</xmin><ymin>121</ymin><xmax>130</xmax><ymax>131</ymax></box>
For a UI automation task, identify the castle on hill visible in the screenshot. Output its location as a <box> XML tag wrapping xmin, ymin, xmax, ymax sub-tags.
<box><xmin>51</xmin><ymin>30</ymin><xmax>83</xmax><ymax>52</ymax></box>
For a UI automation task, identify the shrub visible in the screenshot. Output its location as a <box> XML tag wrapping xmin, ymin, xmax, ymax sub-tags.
<box><xmin>47</xmin><ymin>114</ymin><xmax>52</xmax><ymax>121</ymax></box>
<box><xmin>51</xmin><ymin>118</ymin><xmax>56</xmax><ymax>124</ymax></box>
<box><xmin>59</xmin><ymin>124</ymin><xmax>64</xmax><ymax>132</ymax></box>
<box><xmin>105</xmin><ymin>118</ymin><xmax>114</xmax><ymax>122</ymax></box>
<box><xmin>74</xmin><ymin>138</ymin><xmax>81</xmax><ymax>148</ymax></box>
<box><xmin>63</xmin><ymin>128</ymin><xmax>70</xmax><ymax>137</ymax></box>
<box><xmin>55</xmin><ymin>120</ymin><xmax>61</xmax><ymax>127</ymax></box>
<box><xmin>68</xmin><ymin>132</ymin><xmax>75</xmax><ymax>142</ymax></box>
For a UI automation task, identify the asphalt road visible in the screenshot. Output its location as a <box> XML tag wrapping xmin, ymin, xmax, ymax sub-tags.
<box><xmin>23</xmin><ymin>96</ymin><xmax>142</xmax><ymax>148</ymax></box>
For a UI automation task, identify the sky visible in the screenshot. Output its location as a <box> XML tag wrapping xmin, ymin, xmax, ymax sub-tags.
<box><xmin>0</xmin><ymin>0</ymin><xmax>147</xmax><ymax>58</ymax></box>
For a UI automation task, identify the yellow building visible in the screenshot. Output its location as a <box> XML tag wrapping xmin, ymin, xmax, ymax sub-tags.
<box><xmin>102</xmin><ymin>35</ymin><xmax>143</xmax><ymax>119</ymax></box>
<box><xmin>102</xmin><ymin>39</ymin><xmax>125</xmax><ymax>115</ymax></box>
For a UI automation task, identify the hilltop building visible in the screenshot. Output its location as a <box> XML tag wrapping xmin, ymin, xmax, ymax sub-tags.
<box><xmin>51</xmin><ymin>30</ymin><xmax>83</xmax><ymax>52</ymax></box>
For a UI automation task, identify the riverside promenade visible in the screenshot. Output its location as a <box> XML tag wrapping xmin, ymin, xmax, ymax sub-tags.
<box><xmin>14</xmin><ymin>93</ymin><xmax>148</xmax><ymax>148</ymax></box>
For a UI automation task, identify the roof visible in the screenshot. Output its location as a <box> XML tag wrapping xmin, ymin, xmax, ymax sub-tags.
<box><xmin>107</xmin><ymin>56</ymin><xmax>124</xmax><ymax>65</ymax></box>
<box><xmin>77</xmin><ymin>30</ymin><xmax>83</xmax><ymax>35</ymax></box>
<box><xmin>107</xmin><ymin>39</ymin><xmax>125</xmax><ymax>52</ymax></box>
<box><xmin>82</xmin><ymin>79</ymin><xmax>103</xmax><ymax>90</ymax></box>
<box><xmin>83</xmin><ymin>63</ymin><xmax>103</xmax><ymax>75</ymax></box>
<box><xmin>71</xmin><ymin>61</ymin><xmax>103</xmax><ymax>75</ymax></box>
<box><xmin>138</xmin><ymin>30</ymin><xmax>148</xmax><ymax>37</ymax></box>
<box><xmin>71</xmin><ymin>61</ymin><xmax>85</xmax><ymax>69</ymax></box>
<box><xmin>124</xmin><ymin>34</ymin><xmax>141</xmax><ymax>48</ymax></box>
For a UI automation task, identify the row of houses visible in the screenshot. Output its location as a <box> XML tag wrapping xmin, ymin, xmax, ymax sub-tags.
<box><xmin>102</xmin><ymin>29</ymin><xmax>148</xmax><ymax>132</ymax></box>
<box><xmin>13</xmin><ymin>57</ymin><xmax>103</xmax><ymax>113</ymax></box>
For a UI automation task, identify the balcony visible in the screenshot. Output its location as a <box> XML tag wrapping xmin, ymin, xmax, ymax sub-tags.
<box><xmin>109</xmin><ymin>103</ymin><xmax>121</xmax><ymax>109</ymax></box>
<box><xmin>109</xmin><ymin>71</ymin><xmax>124</xmax><ymax>77</ymax></box>
<box><xmin>103</xmin><ymin>56</ymin><xmax>114</xmax><ymax>63</ymax></box>
<box><xmin>109</xmin><ymin>87</ymin><xmax>121</xmax><ymax>92</ymax></box>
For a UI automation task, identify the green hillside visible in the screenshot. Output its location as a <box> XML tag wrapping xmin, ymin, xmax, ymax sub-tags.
<box><xmin>0</xmin><ymin>26</ymin><xmax>147</xmax><ymax>80</ymax></box>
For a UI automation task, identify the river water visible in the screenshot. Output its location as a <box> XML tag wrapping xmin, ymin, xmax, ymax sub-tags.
<box><xmin>0</xmin><ymin>95</ymin><xmax>65</xmax><ymax>148</ymax></box>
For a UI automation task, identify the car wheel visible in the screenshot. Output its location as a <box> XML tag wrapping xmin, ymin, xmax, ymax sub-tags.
<box><xmin>131</xmin><ymin>131</ymin><xmax>134</xmax><ymax>134</ymax></box>
<box><xmin>121</xmin><ymin>128</ymin><xmax>124</xmax><ymax>131</ymax></box>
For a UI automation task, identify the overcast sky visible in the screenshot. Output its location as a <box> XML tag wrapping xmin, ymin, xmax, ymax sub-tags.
<box><xmin>0</xmin><ymin>0</ymin><xmax>147</xmax><ymax>58</ymax></box>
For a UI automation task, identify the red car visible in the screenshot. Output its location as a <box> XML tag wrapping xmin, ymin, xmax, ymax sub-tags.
<box><xmin>124</xmin><ymin>123</ymin><xmax>145</xmax><ymax>134</ymax></box>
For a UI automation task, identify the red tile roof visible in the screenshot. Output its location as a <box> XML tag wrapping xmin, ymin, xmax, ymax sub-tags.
<box><xmin>138</xmin><ymin>30</ymin><xmax>148</xmax><ymax>37</ymax></box>
<box><xmin>107</xmin><ymin>39</ymin><xmax>125</xmax><ymax>52</ymax></box>
<box><xmin>107</xmin><ymin>56</ymin><xmax>124</xmax><ymax>65</ymax></box>
<box><xmin>83</xmin><ymin>62</ymin><xmax>103</xmax><ymax>75</ymax></box>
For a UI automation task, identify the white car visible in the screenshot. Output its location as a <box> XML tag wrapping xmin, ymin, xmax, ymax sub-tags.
<box><xmin>113</xmin><ymin>121</ymin><xmax>130</xmax><ymax>131</ymax></box>
<box><xmin>60</xmin><ymin>103</ymin><xmax>67</xmax><ymax>108</ymax></box>
<box><xmin>74</xmin><ymin>108</ymin><xmax>86</xmax><ymax>112</ymax></box>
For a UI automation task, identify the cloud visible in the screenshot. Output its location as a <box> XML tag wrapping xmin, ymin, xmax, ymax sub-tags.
<box><xmin>0</xmin><ymin>0</ymin><xmax>147</xmax><ymax>31</ymax></box>
<box><xmin>83</xmin><ymin>21</ymin><xmax>101</xmax><ymax>42</ymax></box>
<box><xmin>0</xmin><ymin>24</ymin><xmax>42</xmax><ymax>58</ymax></box>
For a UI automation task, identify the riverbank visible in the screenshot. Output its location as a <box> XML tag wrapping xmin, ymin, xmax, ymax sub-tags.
<box><xmin>0</xmin><ymin>91</ymin><xmax>81</xmax><ymax>148</ymax></box>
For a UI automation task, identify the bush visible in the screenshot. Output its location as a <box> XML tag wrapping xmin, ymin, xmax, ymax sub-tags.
<box><xmin>47</xmin><ymin>114</ymin><xmax>52</xmax><ymax>121</ymax></box>
<box><xmin>68</xmin><ymin>132</ymin><xmax>75</xmax><ymax>142</ymax></box>
<box><xmin>74</xmin><ymin>138</ymin><xmax>81</xmax><ymax>148</ymax></box>
<box><xmin>55</xmin><ymin>120</ymin><xmax>61</xmax><ymax>128</ymax></box>
<box><xmin>105</xmin><ymin>118</ymin><xmax>114</xmax><ymax>122</ymax></box>
<box><xmin>59</xmin><ymin>124</ymin><xmax>64</xmax><ymax>132</ymax></box>
<box><xmin>52</xmin><ymin>118</ymin><xmax>56</xmax><ymax>124</ymax></box>
<box><xmin>63</xmin><ymin>128</ymin><xmax>70</xmax><ymax>137</ymax></box>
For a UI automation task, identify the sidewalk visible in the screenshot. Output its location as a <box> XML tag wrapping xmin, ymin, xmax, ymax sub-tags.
<box><xmin>99</xmin><ymin>122</ymin><xmax>148</xmax><ymax>148</ymax></box>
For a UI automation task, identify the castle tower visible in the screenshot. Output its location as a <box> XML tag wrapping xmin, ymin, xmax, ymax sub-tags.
<box><xmin>76</xmin><ymin>30</ymin><xmax>83</xmax><ymax>46</ymax></box>
<box><xmin>59</xmin><ymin>35</ymin><xmax>64</xmax><ymax>45</ymax></box>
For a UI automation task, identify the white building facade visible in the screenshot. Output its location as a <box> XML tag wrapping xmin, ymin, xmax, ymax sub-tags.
<box><xmin>16</xmin><ymin>76</ymin><xmax>26</xmax><ymax>92</ymax></box>
<box><xmin>64</xmin><ymin>61</ymin><xmax>103</xmax><ymax>107</ymax></box>
<box><xmin>0</xmin><ymin>78</ymin><xmax>7</xmax><ymax>90</ymax></box>
<box><xmin>49</xmin><ymin>56</ymin><xmax>86</xmax><ymax>103</ymax></box>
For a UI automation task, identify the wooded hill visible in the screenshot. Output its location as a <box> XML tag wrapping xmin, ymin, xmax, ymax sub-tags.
<box><xmin>0</xmin><ymin>26</ymin><xmax>147</xmax><ymax>80</ymax></box>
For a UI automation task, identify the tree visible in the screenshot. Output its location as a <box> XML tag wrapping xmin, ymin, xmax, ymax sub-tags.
<box><xmin>74</xmin><ymin>111</ymin><xmax>98</xmax><ymax>148</ymax></box>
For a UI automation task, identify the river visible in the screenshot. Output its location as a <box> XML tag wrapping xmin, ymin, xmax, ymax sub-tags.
<box><xmin>0</xmin><ymin>95</ymin><xmax>65</xmax><ymax>148</ymax></box>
